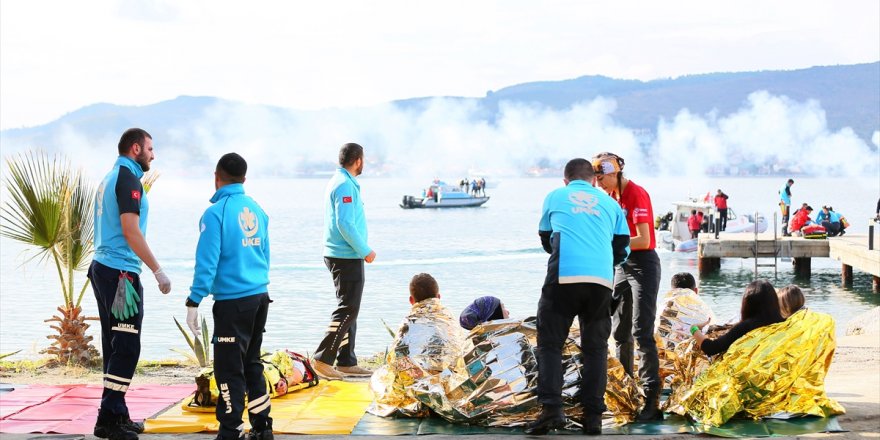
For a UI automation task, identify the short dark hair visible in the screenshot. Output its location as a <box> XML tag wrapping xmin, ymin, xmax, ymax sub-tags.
<box><xmin>564</xmin><ymin>158</ymin><xmax>595</xmax><ymax>181</ymax></box>
<box><xmin>118</xmin><ymin>128</ymin><xmax>151</xmax><ymax>155</ymax></box>
<box><xmin>409</xmin><ymin>273</ymin><xmax>439</xmax><ymax>303</ymax></box>
<box><xmin>787</xmin><ymin>179</ymin><xmax>795</xmax><ymax>184</ymax></box>
<box><xmin>216</xmin><ymin>153</ymin><xmax>247</xmax><ymax>183</ymax></box>
<box><xmin>338</xmin><ymin>143</ymin><xmax>364</xmax><ymax>167</ymax></box>
<box><xmin>671</xmin><ymin>272</ymin><xmax>696</xmax><ymax>290</ymax></box>
<box><xmin>740</xmin><ymin>279</ymin><xmax>783</xmax><ymax>323</ymax></box>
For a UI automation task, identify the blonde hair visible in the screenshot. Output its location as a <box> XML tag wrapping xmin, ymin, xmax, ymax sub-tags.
<box><xmin>777</xmin><ymin>285</ymin><xmax>805</xmax><ymax>318</ymax></box>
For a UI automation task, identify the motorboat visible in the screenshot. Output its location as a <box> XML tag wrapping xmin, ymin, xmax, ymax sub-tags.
<box><xmin>656</xmin><ymin>199</ymin><xmax>767</xmax><ymax>252</ymax></box>
<box><xmin>400</xmin><ymin>181</ymin><xmax>489</xmax><ymax>209</ymax></box>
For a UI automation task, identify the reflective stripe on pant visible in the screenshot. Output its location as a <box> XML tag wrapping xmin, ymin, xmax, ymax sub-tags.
<box><xmin>535</xmin><ymin>282</ymin><xmax>611</xmax><ymax>415</ymax></box>
<box><xmin>612</xmin><ymin>249</ymin><xmax>661</xmax><ymax>393</ymax></box>
<box><xmin>213</xmin><ymin>293</ymin><xmax>272</xmax><ymax>439</ymax></box>
<box><xmin>314</xmin><ymin>257</ymin><xmax>364</xmax><ymax>367</ymax></box>
<box><xmin>88</xmin><ymin>260</ymin><xmax>143</xmax><ymax>419</ymax></box>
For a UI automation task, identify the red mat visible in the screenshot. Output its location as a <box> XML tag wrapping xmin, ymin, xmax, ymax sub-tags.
<box><xmin>0</xmin><ymin>384</ymin><xmax>193</xmax><ymax>434</ymax></box>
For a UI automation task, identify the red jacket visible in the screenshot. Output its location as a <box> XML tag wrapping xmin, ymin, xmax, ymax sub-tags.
<box><xmin>688</xmin><ymin>214</ymin><xmax>701</xmax><ymax>231</ymax></box>
<box><xmin>790</xmin><ymin>210</ymin><xmax>812</xmax><ymax>232</ymax></box>
<box><xmin>714</xmin><ymin>194</ymin><xmax>728</xmax><ymax>209</ymax></box>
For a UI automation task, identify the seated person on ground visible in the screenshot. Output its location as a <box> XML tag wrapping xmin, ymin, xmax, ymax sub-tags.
<box><xmin>459</xmin><ymin>295</ymin><xmax>510</xmax><ymax>330</ymax></box>
<box><xmin>777</xmin><ymin>285</ymin><xmax>805</xmax><ymax>319</ymax></box>
<box><xmin>691</xmin><ymin>279</ymin><xmax>784</xmax><ymax>357</ymax></box>
<box><xmin>655</xmin><ymin>273</ymin><xmax>716</xmax><ymax>380</ymax></box>
<box><xmin>679</xmin><ymin>285</ymin><xmax>842</xmax><ymax>426</ymax></box>
<box><xmin>369</xmin><ymin>273</ymin><xmax>467</xmax><ymax>417</ymax></box>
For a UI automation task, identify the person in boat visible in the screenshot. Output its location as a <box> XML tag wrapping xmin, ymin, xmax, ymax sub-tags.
<box><xmin>779</xmin><ymin>179</ymin><xmax>794</xmax><ymax>236</ymax></box>
<box><xmin>788</xmin><ymin>205</ymin><xmax>815</xmax><ymax>236</ymax></box>
<box><xmin>777</xmin><ymin>285</ymin><xmax>805</xmax><ymax>319</ymax></box>
<box><xmin>688</xmin><ymin>210</ymin><xmax>701</xmax><ymax>239</ymax></box>
<box><xmin>690</xmin><ymin>279</ymin><xmax>784</xmax><ymax>357</ymax></box>
<box><xmin>480</xmin><ymin>178</ymin><xmax>487</xmax><ymax>196</ymax></box>
<box><xmin>714</xmin><ymin>190</ymin><xmax>729</xmax><ymax>231</ymax></box>
<box><xmin>591</xmin><ymin>152</ymin><xmax>663</xmax><ymax>422</ymax></box>
<box><xmin>459</xmin><ymin>295</ymin><xmax>510</xmax><ymax>330</ymax></box>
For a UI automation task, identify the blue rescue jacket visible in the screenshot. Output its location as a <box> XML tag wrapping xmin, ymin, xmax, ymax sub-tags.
<box><xmin>188</xmin><ymin>184</ymin><xmax>270</xmax><ymax>304</ymax></box>
<box><xmin>93</xmin><ymin>156</ymin><xmax>149</xmax><ymax>273</ymax></box>
<box><xmin>779</xmin><ymin>183</ymin><xmax>792</xmax><ymax>205</ymax></box>
<box><xmin>323</xmin><ymin>168</ymin><xmax>371</xmax><ymax>259</ymax></box>
<box><xmin>538</xmin><ymin>180</ymin><xmax>631</xmax><ymax>288</ymax></box>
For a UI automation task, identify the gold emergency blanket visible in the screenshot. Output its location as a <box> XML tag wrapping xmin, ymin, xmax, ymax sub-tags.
<box><xmin>368</xmin><ymin>298</ymin><xmax>467</xmax><ymax>417</ymax></box>
<box><xmin>678</xmin><ymin>309</ymin><xmax>844</xmax><ymax>426</ymax></box>
<box><xmin>373</xmin><ymin>316</ymin><xmax>642</xmax><ymax>427</ymax></box>
<box><xmin>655</xmin><ymin>288</ymin><xmax>716</xmax><ymax>385</ymax></box>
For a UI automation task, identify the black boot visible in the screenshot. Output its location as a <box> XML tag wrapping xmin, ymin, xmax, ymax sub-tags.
<box><xmin>247</xmin><ymin>417</ymin><xmax>273</xmax><ymax>440</ymax></box>
<box><xmin>524</xmin><ymin>405</ymin><xmax>566</xmax><ymax>435</ymax></box>
<box><xmin>94</xmin><ymin>413</ymin><xmax>139</xmax><ymax>440</ymax></box>
<box><xmin>635</xmin><ymin>389</ymin><xmax>664</xmax><ymax>422</ymax></box>
<box><xmin>581</xmin><ymin>413</ymin><xmax>602</xmax><ymax>435</ymax></box>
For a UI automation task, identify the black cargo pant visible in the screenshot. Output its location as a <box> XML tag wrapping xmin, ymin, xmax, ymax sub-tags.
<box><xmin>314</xmin><ymin>257</ymin><xmax>364</xmax><ymax>367</ymax></box>
<box><xmin>536</xmin><ymin>282</ymin><xmax>612</xmax><ymax>416</ymax></box>
<box><xmin>612</xmin><ymin>249</ymin><xmax>661</xmax><ymax>394</ymax></box>
<box><xmin>213</xmin><ymin>293</ymin><xmax>271</xmax><ymax>439</ymax></box>
<box><xmin>89</xmin><ymin>260</ymin><xmax>144</xmax><ymax>421</ymax></box>
<box><xmin>718</xmin><ymin>208</ymin><xmax>728</xmax><ymax>231</ymax></box>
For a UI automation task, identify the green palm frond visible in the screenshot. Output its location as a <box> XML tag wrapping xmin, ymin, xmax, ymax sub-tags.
<box><xmin>0</xmin><ymin>152</ymin><xmax>67</xmax><ymax>257</ymax></box>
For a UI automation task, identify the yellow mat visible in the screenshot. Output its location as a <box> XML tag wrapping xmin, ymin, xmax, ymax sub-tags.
<box><xmin>145</xmin><ymin>380</ymin><xmax>373</xmax><ymax>435</ymax></box>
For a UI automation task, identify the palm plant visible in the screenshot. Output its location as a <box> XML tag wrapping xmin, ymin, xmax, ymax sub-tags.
<box><xmin>0</xmin><ymin>151</ymin><xmax>99</xmax><ymax>365</ymax></box>
<box><xmin>172</xmin><ymin>315</ymin><xmax>211</xmax><ymax>367</ymax></box>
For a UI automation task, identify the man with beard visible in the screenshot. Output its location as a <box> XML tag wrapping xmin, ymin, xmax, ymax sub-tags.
<box><xmin>90</xmin><ymin>128</ymin><xmax>171</xmax><ymax>440</ymax></box>
<box><xmin>312</xmin><ymin>143</ymin><xmax>377</xmax><ymax>379</ymax></box>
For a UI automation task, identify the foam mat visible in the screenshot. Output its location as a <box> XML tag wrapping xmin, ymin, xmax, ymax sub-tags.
<box><xmin>145</xmin><ymin>380</ymin><xmax>373</xmax><ymax>435</ymax></box>
<box><xmin>351</xmin><ymin>413</ymin><xmax>844</xmax><ymax>437</ymax></box>
<box><xmin>0</xmin><ymin>384</ymin><xmax>193</xmax><ymax>434</ymax></box>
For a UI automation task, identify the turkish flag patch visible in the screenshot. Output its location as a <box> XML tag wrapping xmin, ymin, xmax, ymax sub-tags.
<box><xmin>131</xmin><ymin>190</ymin><xmax>141</xmax><ymax>200</ymax></box>
<box><xmin>342</xmin><ymin>196</ymin><xmax>353</xmax><ymax>203</ymax></box>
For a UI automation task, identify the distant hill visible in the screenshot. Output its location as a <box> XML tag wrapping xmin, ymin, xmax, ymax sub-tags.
<box><xmin>1</xmin><ymin>62</ymin><xmax>877</xmax><ymax>177</ymax></box>
<box><xmin>396</xmin><ymin>62</ymin><xmax>879</xmax><ymax>142</ymax></box>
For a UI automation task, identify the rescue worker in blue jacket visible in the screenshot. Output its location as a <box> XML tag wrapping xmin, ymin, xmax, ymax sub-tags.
<box><xmin>90</xmin><ymin>128</ymin><xmax>171</xmax><ymax>440</ymax></box>
<box><xmin>185</xmin><ymin>153</ymin><xmax>273</xmax><ymax>440</ymax></box>
<box><xmin>312</xmin><ymin>143</ymin><xmax>377</xmax><ymax>380</ymax></box>
<box><xmin>525</xmin><ymin>158</ymin><xmax>630</xmax><ymax>435</ymax></box>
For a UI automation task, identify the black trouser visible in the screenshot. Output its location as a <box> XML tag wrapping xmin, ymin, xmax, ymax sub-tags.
<box><xmin>612</xmin><ymin>250</ymin><xmax>661</xmax><ymax>393</ymax></box>
<box><xmin>213</xmin><ymin>293</ymin><xmax>271</xmax><ymax>439</ymax></box>
<box><xmin>536</xmin><ymin>282</ymin><xmax>612</xmax><ymax>416</ymax></box>
<box><xmin>314</xmin><ymin>257</ymin><xmax>364</xmax><ymax>367</ymax></box>
<box><xmin>821</xmin><ymin>221</ymin><xmax>841</xmax><ymax>236</ymax></box>
<box><xmin>718</xmin><ymin>208</ymin><xmax>728</xmax><ymax>231</ymax></box>
<box><xmin>88</xmin><ymin>260</ymin><xmax>144</xmax><ymax>421</ymax></box>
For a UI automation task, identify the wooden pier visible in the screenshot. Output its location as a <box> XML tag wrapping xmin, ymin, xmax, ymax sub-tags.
<box><xmin>697</xmin><ymin>233</ymin><xmax>880</xmax><ymax>292</ymax></box>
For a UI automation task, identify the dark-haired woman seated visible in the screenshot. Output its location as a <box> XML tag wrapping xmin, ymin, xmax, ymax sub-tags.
<box><xmin>691</xmin><ymin>279</ymin><xmax>784</xmax><ymax>357</ymax></box>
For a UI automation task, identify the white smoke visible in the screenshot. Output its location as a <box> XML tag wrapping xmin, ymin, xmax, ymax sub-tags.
<box><xmin>1</xmin><ymin>91</ymin><xmax>876</xmax><ymax>180</ymax></box>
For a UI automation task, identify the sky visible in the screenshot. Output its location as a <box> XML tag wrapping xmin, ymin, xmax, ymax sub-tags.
<box><xmin>1</xmin><ymin>0</ymin><xmax>878</xmax><ymax>130</ymax></box>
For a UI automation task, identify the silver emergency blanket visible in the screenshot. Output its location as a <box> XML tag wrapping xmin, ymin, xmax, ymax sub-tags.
<box><xmin>368</xmin><ymin>298</ymin><xmax>467</xmax><ymax>417</ymax></box>
<box><xmin>654</xmin><ymin>288</ymin><xmax>717</xmax><ymax>386</ymax></box>
<box><xmin>370</xmin><ymin>314</ymin><xmax>642</xmax><ymax>426</ymax></box>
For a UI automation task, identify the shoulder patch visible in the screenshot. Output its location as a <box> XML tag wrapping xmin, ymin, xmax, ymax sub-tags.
<box><xmin>342</xmin><ymin>196</ymin><xmax>352</xmax><ymax>203</ymax></box>
<box><xmin>131</xmin><ymin>190</ymin><xmax>141</xmax><ymax>200</ymax></box>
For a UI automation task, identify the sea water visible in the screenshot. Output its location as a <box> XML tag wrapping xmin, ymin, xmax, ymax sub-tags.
<box><xmin>1</xmin><ymin>176</ymin><xmax>878</xmax><ymax>360</ymax></box>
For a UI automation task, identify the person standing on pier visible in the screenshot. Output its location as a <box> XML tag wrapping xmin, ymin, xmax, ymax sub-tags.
<box><xmin>714</xmin><ymin>189</ymin><xmax>729</xmax><ymax>231</ymax></box>
<box><xmin>591</xmin><ymin>152</ymin><xmax>663</xmax><ymax>421</ymax></box>
<box><xmin>313</xmin><ymin>143</ymin><xmax>376</xmax><ymax>380</ymax></box>
<box><xmin>779</xmin><ymin>179</ymin><xmax>794</xmax><ymax>236</ymax></box>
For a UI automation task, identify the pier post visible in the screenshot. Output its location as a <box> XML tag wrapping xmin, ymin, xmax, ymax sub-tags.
<box><xmin>698</xmin><ymin>257</ymin><xmax>720</xmax><ymax>275</ymax></box>
<box><xmin>793</xmin><ymin>257</ymin><xmax>812</xmax><ymax>278</ymax></box>
<box><xmin>842</xmin><ymin>264</ymin><xmax>853</xmax><ymax>286</ymax></box>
